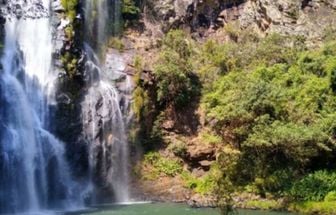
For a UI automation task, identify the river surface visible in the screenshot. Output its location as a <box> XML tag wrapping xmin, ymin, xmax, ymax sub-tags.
<box><xmin>71</xmin><ymin>203</ymin><xmax>292</xmax><ymax>215</ymax></box>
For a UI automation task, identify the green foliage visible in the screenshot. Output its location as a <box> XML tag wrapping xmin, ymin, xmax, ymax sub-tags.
<box><xmin>248</xmin><ymin>170</ymin><xmax>294</xmax><ymax>196</ymax></box>
<box><xmin>290</xmin><ymin>171</ymin><xmax>336</xmax><ymax>201</ymax></box>
<box><xmin>224</xmin><ymin>22</ymin><xmax>240</xmax><ymax>41</ymax></box>
<box><xmin>322</xmin><ymin>27</ymin><xmax>336</xmax><ymax>43</ymax></box>
<box><xmin>202</xmin><ymin>43</ymin><xmax>336</xmax><ymax>192</ymax></box>
<box><xmin>168</xmin><ymin>140</ymin><xmax>187</xmax><ymax>157</ymax></box>
<box><xmin>181</xmin><ymin>165</ymin><xmax>220</xmax><ymax>195</ymax></box>
<box><xmin>291</xmin><ymin>201</ymin><xmax>336</xmax><ymax>215</ymax></box>
<box><xmin>199</xmin><ymin>130</ymin><xmax>222</xmax><ymax>145</ymax></box>
<box><xmin>183</xmin><ymin>173</ymin><xmax>217</xmax><ymax>195</ymax></box>
<box><xmin>197</xmin><ymin>34</ymin><xmax>336</xmax><ymax>207</ymax></box>
<box><xmin>196</xmin><ymin>39</ymin><xmax>240</xmax><ymax>86</ymax></box>
<box><xmin>137</xmin><ymin>22</ymin><xmax>336</xmax><ymax>211</ymax></box>
<box><xmin>163</xmin><ymin>30</ymin><xmax>192</xmax><ymax>59</ymax></box>
<box><xmin>61</xmin><ymin>51</ymin><xmax>78</xmax><ymax>78</ymax></box>
<box><xmin>61</xmin><ymin>0</ymin><xmax>78</xmax><ymax>21</ymax></box>
<box><xmin>324</xmin><ymin>191</ymin><xmax>336</xmax><ymax>202</ymax></box>
<box><xmin>60</xmin><ymin>0</ymin><xmax>79</xmax><ymax>78</ymax></box>
<box><xmin>144</xmin><ymin>152</ymin><xmax>183</xmax><ymax>177</ymax></box>
<box><xmin>122</xmin><ymin>0</ymin><xmax>140</xmax><ymax>20</ymax></box>
<box><xmin>133</xmin><ymin>87</ymin><xmax>149</xmax><ymax>121</ymax></box>
<box><xmin>245</xmin><ymin>200</ymin><xmax>282</xmax><ymax>210</ymax></box>
<box><xmin>196</xmin><ymin>33</ymin><xmax>305</xmax><ymax>88</ymax></box>
<box><xmin>255</xmin><ymin>34</ymin><xmax>305</xmax><ymax>65</ymax></box>
<box><xmin>108</xmin><ymin>37</ymin><xmax>125</xmax><ymax>51</ymax></box>
<box><xmin>216</xmin><ymin>147</ymin><xmax>241</xmax><ymax>214</ymax></box>
<box><xmin>154</xmin><ymin>30</ymin><xmax>199</xmax><ymax>108</ymax></box>
<box><xmin>132</xmin><ymin>55</ymin><xmax>151</xmax><ymax>122</ymax></box>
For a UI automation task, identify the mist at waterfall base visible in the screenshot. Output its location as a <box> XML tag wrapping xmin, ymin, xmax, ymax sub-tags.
<box><xmin>0</xmin><ymin>12</ymin><xmax>82</xmax><ymax>215</ymax></box>
<box><xmin>0</xmin><ymin>0</ymin><xmax>130</xmax><ymax>214</ymax></box>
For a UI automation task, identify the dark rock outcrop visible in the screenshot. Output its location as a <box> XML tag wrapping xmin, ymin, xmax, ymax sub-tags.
<box><xmin>144</xmin><ymin>0</ymin><xmax>246</xmax><ymax>34</ymax></box>
<box><xmin>50</xmin><ymin>0</ymin><xmax>90</xmax><ymax>178</ymax></box>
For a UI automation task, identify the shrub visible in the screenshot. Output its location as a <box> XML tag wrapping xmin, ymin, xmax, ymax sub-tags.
<box><xmin>290</xmin><ymin>171</ymin><xmax>336</xmax><ymax>201</ymax></box>
<box><xmin>245</xmin><ymin>200</ymin><xmax>282</xmax><ymax>210</ymax></box>
<box><xmin>199</xmin><ymin>130</ymin><xmax>222</xmax><ymax>145</ymax></box>
<box><xmin>132</xmin><ymin>87</ymin><xmax>149</xmax><ymax>120</ymax></box>
<box><xmin>163</xmin><ymin>30</ymin><xmax>192</xmax><ymax>59</ymax></box>
<box><xmin>61</xmin><ymin>0</ymin><xmax>78</xmax><ymax>21</ymax></box>
<box><xmin>324</xmin><ymin>191</ymin><xmax>336</xmax><ymax>202</ymax></box>
<box><xmin>181</xmin><ymin>165</ymin><xmax>219</xmax><ymax>195</ymax></box>
<box><xmin>291</xmin><ymin>201</ymin><xmax>336</xmax><ymax>215</ymax></box>
<box><xmin>122</xmin><ymin>0</ymin><xmax>140</xmax><ymax>20</ymax></box>
<box><xmin>202</xmin><ymin>41</ymin><xmax>336</xmax><ymax>200</ymax></box>
<box><xmin>108</xmin><ymin>37</ymin><xmax>125</xmax><ymax>51</ymax></box>
<box><xmin>224</xmin><ymin>22</ymin><xmax>240</xmax><ymax>41</ymax></box>
<box><xmin>154</xmin><ymin>30</ymin><xmax>199</xmax><ymax>108</ymax></box>
<box><xmin>168</xmin><ymin>140</ymin><xmax>187</xmax><ymax>157</ymax></box>
<box><xmin>144</xmin><ymin>152</ymin><xmax>183</xmax><ymax>177</ymax></box>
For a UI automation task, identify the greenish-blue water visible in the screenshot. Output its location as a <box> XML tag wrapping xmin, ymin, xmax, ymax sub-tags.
<box><xmin>78</xmin><ymin>203</ymin><xmax>291</xmax><ymax>215</ymax></box>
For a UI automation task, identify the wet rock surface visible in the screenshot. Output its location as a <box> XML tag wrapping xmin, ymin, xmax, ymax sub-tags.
<box><xmin>137</xmin><ymin>176</ymin><xmax>193</xmax><ymax>203</ymax></box>
<box><xmin>0</xmin><ymin>0</ymin><xmax>49</xmax><ymax>19</ymax></box>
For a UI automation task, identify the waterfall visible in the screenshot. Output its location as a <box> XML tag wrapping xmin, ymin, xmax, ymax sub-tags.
<box><xmin>84</xmin><ymin>0</ymin><xmax>122</xmax><ymax>48</ymax></box>
<box><xmin>0</xmin><ymin>1</ymin><xmax>81</xmax><ymax>213</ymax></box>
<box><xmin>82</xmin><ymin>0</ymin><xmax>130</xmax><ymax>203</ymax></box>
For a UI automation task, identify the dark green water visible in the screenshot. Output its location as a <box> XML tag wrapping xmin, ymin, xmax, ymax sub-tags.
<box><xmin>78</xmin><ymin>203</ymin><xmax>291</xmax><ymax>215</ymax></box>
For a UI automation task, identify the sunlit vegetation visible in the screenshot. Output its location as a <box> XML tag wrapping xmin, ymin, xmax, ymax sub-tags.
<box><xmin>142</xmin><ymin>152</ymin><xmax>183</xmax><ymax>178</ymax></box>
<box><xmin>122</xmin><ymin>0</ymin><xmax>140</xmax><ymax>20</ymax></box>
<box><xmin>108</xmin><ymin>37</ymin><xmax>125</xmax><ymax>51</ymax></box>
<box><xmin>133</xmin><ymin>25</ymin><xmax>336</xmax><ymax>213</ymax></box>
<box><xmin>60</xmin><ymin>0</ymin><xmax>80</xmax><ymax>78</ymax></box>
<box><xmin>61</xmin><ymin>0</ymin><xmax>78</xmax><ymax>21</ymax></box>
<box><xmin>154</xmin><ymin>30</ymin><xmax>199</xmax><ymax>108</ymax></box>
<box><xmin>182</xmin><ymin>165</ymin><xmax>220</xmax><ymax>195</ymax></box>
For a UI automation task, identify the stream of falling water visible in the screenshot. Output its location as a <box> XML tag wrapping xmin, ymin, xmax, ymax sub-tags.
<box><xmin>82</xmin><ymin>0</ymin><xmax>130</xmax><ymax>203</ymax></box>
<box><xmin>0</xmin><ymin>1</ymin><xmax>81</xmax><ymax>214</ymax></box>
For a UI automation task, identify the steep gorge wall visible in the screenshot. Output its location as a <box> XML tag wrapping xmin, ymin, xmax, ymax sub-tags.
<box><xmin>126</xmin><ymin>0</ymin><xmax>336</xmax><ymax>205</ymax></box>
<box><xmin>141</xmin><ymin>0</ymin><xmax>336</xmax><ymax>41</ymax></box>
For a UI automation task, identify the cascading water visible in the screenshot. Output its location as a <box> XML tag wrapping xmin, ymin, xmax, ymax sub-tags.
<box><xmin>85</xmin><ymin>0</ymin><xmax>122</xmax><ymax>49</ymax></box>
<box><xmin>0</xmin><ymin>0</ymin><xmax>81</xmax><ymax>213</ymax></box>
<box><xmin>82</xmin><ymin>0</ymin><xmax>130</xmax><ymax>203</ymax></box>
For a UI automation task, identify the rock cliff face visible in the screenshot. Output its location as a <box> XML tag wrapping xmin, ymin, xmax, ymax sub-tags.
<box><xmin>0</xmin><ymin>0</ymin><xmax>48</xmax><ymax>19</ymax></box>
<box><xmin>240</xmin><ymin>0</ymin><xmax>336</xmax><ymax>41</ymax></box>
<box><xmin>143</xmin><ymin>0</ymin><xmax>336</xmax><ymax>41</ymax></box>
<box><xmin>52</xmin><ymin>0</ymin><xmax>90</xmax><ymax>179</ymax></box>
<box><xmin>145</xmin><ymin>0</ymin><xmax>244</xmax><ymax>27</ymax></box>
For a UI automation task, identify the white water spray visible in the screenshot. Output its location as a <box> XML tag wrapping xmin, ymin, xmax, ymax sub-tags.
<box><xmin>0</xmin><ymin>1</ymin><xmax>81</xmax><ymax>213</ymax></box>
